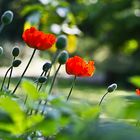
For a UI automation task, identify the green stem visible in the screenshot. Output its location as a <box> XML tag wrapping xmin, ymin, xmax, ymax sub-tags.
<box><xmin>0</xmin><ymin>24</ymin><xmax>4</xmax><ymax>33</ymax></box>
<box><xmin>0</xmin><ymin>67</ymin><xmax>12</xmax><ymax>91</ymax></box>
<box><xmin>99</xmin><ymin>91</ymin><xmax>109</xmax><ymax>106</ymax></box>
<box><xmin>12</xmin><ymin>49</ymin><xmax>36</xmax><ymax>94</ymax></box>
<box><xmin>41</xmin><ymin>64</ymin><xmax>61</xmax><ymax>115</ymax></box>
<box><xmin>7</xmin><ymin>57</ymin><xmax>15</xmax><ymax>90</ymax></box>
<box><xmin>66</xmin><ymin>76</ymin><xmax>77</xmax><ymax>101</ymax></box>
<box><xmin>48</xmin><ymin>64</ymin><xmax>61</xmax><ymax>95</ymax></box>
<box><xmin>36</xmin><ymin>71</ymin><xmax>45</xmax><ymax>89</ymax></box>
<box><xmin>38</xmin><ymin>71</ymin><xmax>47</xmax><ymax>92</ymax></box>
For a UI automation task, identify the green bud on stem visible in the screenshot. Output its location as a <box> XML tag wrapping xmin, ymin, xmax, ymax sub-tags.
<box><xmin>38</xmin><ymin>76</ymin><xmax>47</xmax><ymax>84</ymax></box>
<box><xmin>1</xmin><ymin>10</ymin><xmax>13</xmax><ymax>25</ymax></box>
<box><xmin>42</xmin><ymin>62</ymin><xmax>51</xmax><ymax>72</ymax></box>
<box><xmin>12</xmin><ymin>59</ymin><xmax>21</xmax><ymax>67</ymax></box>
<box><xmin>107</xmin><ymin>83</ymin><xmax>117</xmax><ymax>93</ymax></box>
<box><xmin>58</xmin><ymin>50</ymin><xmax>69</xmax><ymax>64</ymax></box>
<box><xmin>56</xmin><ymin>35</ymin><xmax>67</xmax><ymax>50</ymax></box>
<box><xmin>12</xmin><ymin>47</ymin><xmax>20</xmax><ymax>57</ymax></box>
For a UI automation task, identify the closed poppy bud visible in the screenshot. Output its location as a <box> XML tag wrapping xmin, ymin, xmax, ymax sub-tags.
<box><xmin>42</xmin><ymin>62</ymin><xmax>51</xmax><ymax>72</ymax></box>
<box><xmin>38</xmin><ymin>76</ymin><xmax>47</xmax><ymax>83</ymax></box>
<box><xmin>1</xmin><ymin>10</ymin><xmax>13</xmax><ymax>25</ymax></box>
<box><xmin>0</xmin><ymin>46</ymin><xmax>3</xmax><ymax>56</ymax></box>
<box><xmin>56</xmin><ymin>35</ymin><xmax>67</xmax><ymax>50</ymax></box>
<box><xmin>12</xmin><ymin>60</ymin><xmax>21</xmax><ymax>67</ymax></box>
<box><xmin>12</xmin><ymin>47</ymin><xmax>19</xmax><ymax>57</ymax></box>
<box><xmin>58</xmin><ymin>50</ymin><xmax>69</xmax><ymax>64</ymax></box>
<box><xmin>107</xmin><ymin>83</ymin><xmax>117</xmax><ymax>93</ymax></box>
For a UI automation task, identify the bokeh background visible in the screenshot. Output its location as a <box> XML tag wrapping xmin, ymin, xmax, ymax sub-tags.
<box><xmin>0</xmin><ymin>0</ymin><xmax>140</xmax><ymax>90</ymax></box>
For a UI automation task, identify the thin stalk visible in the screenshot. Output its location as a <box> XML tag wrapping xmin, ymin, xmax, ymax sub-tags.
<box><xmin>36</xmin><ymin>71</ymin><xmax>45</xmax><ymax>89</ymax></box>
<box><xmin>45</xmin><ymin>50</ymin><xmax>60</xmax><ymax>85</ymax></box>
<box><xmin>41</xmin><ymin>64</ymin><xmax>61</xmax><ymax>115</ymax></box>
<box><xmin>48</xmin><ymin>64</ymin><xmax>61</xmax><ymax>95</ymax></box>
<box><xmin>66</xmin><ymin>76</ymin><xmax>77</xmax><ymax>101</ymax></box>
<box><xmin>12</xmin><ymin>49</ymin><xmax>36</xmax><ymax>94</ymax></box>
<box><xmin>38</xmin><ymin>71</ymin><xmax>47</xmax><ymax>91</ymax></box>
<box><xmin>99</xmin><ymin>91</ymin><xmax>109</xmax><ymax>106</ymax></box>
<box><xmin>7</xmin><ymin>57</ymin><xmax>15</xmax><ymax>90</ymax></box>
<box><xmin>1</xmin><ymin>67</ymin><xmax>12</xmax><ymax>91</ymax></box>
<box><xmin>0</xmin><ymin>24</ymin><xmax>4</xmax><ymax>33</ymax></box>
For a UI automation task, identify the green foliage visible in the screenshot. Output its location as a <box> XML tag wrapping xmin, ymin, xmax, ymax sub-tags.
<box><xmin>129</xmin><ymin>76</ymin><xmax>140</xmax><ymax>87</ymax></box>
<box><xmin>0</xmin><ymin>80</ymin><xmax>140</xmax><ymax>139</ymax></box>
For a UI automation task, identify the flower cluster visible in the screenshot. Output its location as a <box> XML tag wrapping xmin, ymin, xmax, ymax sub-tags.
<box><xmin>22</xmin><ymin>27</ymin><xmax>56</xmax><ymax>50</ymax></box>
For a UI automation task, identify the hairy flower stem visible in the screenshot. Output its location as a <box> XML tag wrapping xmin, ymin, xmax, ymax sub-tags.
<box><xmin>67</xmin><ymin>76</ymin><xmax>77</xmax><ymax>101</ymax></box>
<box><xmin>99</xmin><ymin>91</ymin><xmax>109</xmax><ymax>106</ymax></box>
<box><xmin>0</xmin><ymin>67</ymin><xmax>12</xmax><ymax>91</ymax></box>
<box><xmin>12</xmin><ymin>49</ymin><xmax>36</xmax><ymax>94</ymax></box>
<box><xmin>7</xmin><ymin>57</ymin><xmax>15</xmax><ymax>90</ymax></box>
<box><xmin>41</xmin><ymin>64</ymin><xmax>61</xmax><ymax>115</ymax></box>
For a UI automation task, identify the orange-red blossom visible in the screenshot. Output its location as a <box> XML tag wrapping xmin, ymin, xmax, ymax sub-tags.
<box><xmin>136</xmin><ymin>89</ymin><xmax>140</xmax><ymax>96</ymax></box>
<box><xmin>22</xmin><ymin>27</ymin><xmax>56</xmax><ymax>50</ymax></box>
<box><xmin>66</xmin><ymin>56</ymin><xmax>95</xmax><ymax>77</ymax></box>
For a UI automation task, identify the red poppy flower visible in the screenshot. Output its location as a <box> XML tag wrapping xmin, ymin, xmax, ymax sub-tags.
<box><xmin>22</xmin><ymin>27</ymin><xmax>56</xmax><ymax>50</ymax></box>
<box><xmin>66</xmin><ymin>56</ymin><xmax>95</xmax><ymax>77</ymax></box>
<box><xmin>136</xmin><ymin>89</ymin><xmax>140</xmax><ymax>96</ymax></box>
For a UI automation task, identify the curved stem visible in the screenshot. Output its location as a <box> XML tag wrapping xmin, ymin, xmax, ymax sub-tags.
<box><xmin>12</xmin><ymin>49</ymin><xmax>36</xmax><ymax>94</ymax></box>
<box><xmin>0</xmin><ymin>67</ymin><xmax>12</xmax><ymax>91</ymax></box>
<box><xmin>7</xmin><ymin>57</ymin><xmax>15</xmax><ymax>90</ymax></box>
<box><xmin>67</xmin><ymin>76</ymin><xmax>77</xmax><ymax>101</ymax></box>
<box><xmin>48</xmin><ymin>64</ymin><xmax>61</xmax><ymax>95</ymax></box>
<box><xmin>99</xmin><ymin>91</ymin><xmax>109</xmax><ymax>106</ymax></box>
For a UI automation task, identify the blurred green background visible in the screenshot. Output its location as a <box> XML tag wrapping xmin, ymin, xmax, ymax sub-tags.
<box><xmin>0</xmin><ymin>0</ymin><xmax>140</xmax><ymax>88</ymax></box>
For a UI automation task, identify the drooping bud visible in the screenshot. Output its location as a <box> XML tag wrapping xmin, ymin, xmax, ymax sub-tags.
<box><xmin>38</xmin><ymin>76</ymin><xmax>47</xmax><ymax>84</ymax></box>
<box><xmin>42</xmin><ymin>62</ymin><xmax>51</xmax><ymax>72</ymax></box>
<box><xmin>56</xmin><ymin>35</ymin><xmax>67</xmax><ymax>50</ymax></box>
<box><xmin>58</xmin><ymin>50</ymin><xmax>69</xmax><ymax>64</ymax></box>
<box><xmin>12</xmin><ymin>47</ymin><xmax>19</xmax><ymax>57</ymax></box>
<box><xmin>107</xmin><ymin>83</ymin><xmax>117</xmax><ymax>93</ymax></box>
<box><xmin>12</xmin><ymin>60</ymin><xmax>21</xmax><ymax>67</ymax></box>
<box><xmin>0</xmin><ymin>46</ymin><xmax>3</xmax><ymax>56</ymax></box>
<box><xmin>1</xmin><ymin>10</ymin><xmax>14</xmax><ymax>25</ymax></box>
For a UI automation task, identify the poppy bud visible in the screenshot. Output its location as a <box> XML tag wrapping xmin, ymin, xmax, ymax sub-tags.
<box><xmin>107</xmin><ymin>83</ymin><xmax>117</xmax><ymax>93</ymax></box>
<box><xmin>38</xmin><ymin>76</ymin><xmax>47</xmax><ymax>84</ymax></box>
<box><xmin>12</xmin><ymin>47</ymin><xmax>19</xmax><ymax>57</ymax></box>
<box><xmin>1</xmin><ymin>10</ymin><xmax>13</xmax><ymax>25</ymax></box>
<box><xmin>0</xmin><ymin>46</ymin><xmax>3</xmax><ymax>56</ymax></box>
<box><xmin>58</xmin><ymin>50</ymin><xmax>69</xmax><ymax>64</ymax></box>
<box><xmin>56</xmin><ymin>35</ymin><xmax>67</xmax><ymax>50</ymax></box>
<box><xmin>12</xmin><ymin>60</ymin><xmax>21</xmax><ymax>67</ymax></box>
<box><xmin>42</xmin><ymin>62</ymin><xmax>51</xmax><ymax>72</ymax></box>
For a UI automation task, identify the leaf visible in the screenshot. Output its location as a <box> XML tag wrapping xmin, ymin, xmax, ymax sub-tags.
<box><xmin>21</xmin><ymin>80</ymin><xmax>39</xmax><ymax>101</ymax></box>
<box><xmin>129</xmin><ymin>76</ymin><xmax>140</xmax><ymax>87</ymax></box>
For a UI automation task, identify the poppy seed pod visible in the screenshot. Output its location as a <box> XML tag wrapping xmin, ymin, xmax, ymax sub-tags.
<box><xmin>107</xmin><ymin>83</ymin><xmax>117</xmax><ymax>93</ymax></box>
<box><xmin>12</xmin><ymin>60</ymin><xmax>21</xmax><ymax>67</ymax></box>
<box><xmin>56</xmin><ymin>35</ymin><xmax>67</xmax><ymax>50</ymax></box>
<box><xmin>58</xmin><ymin>50</ymin><xmax>69</xmax><ymax>64</ymax></box>
<box><xmin>1</xmin><ymin>10</ymin><xmax>13</xmax><ymax>25</ymax></box>
<box><xmin>38</xmin><ymin>76</ymin><xmax>47</xmax><ymax>84</ymax></box>
<box><xmin>0</xmin><ymin>46</ymin><xmax>3</xmax><ymax>56</ymax></box>
<box><xmin>12</xmin><ymin>47</ymin><xmax>19</xmax><ymax>57</ymax></box>
<box><xmin>42</xmin><ymin>62</ymin><xmax>51</xmax><ymax>72</ymax></box>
